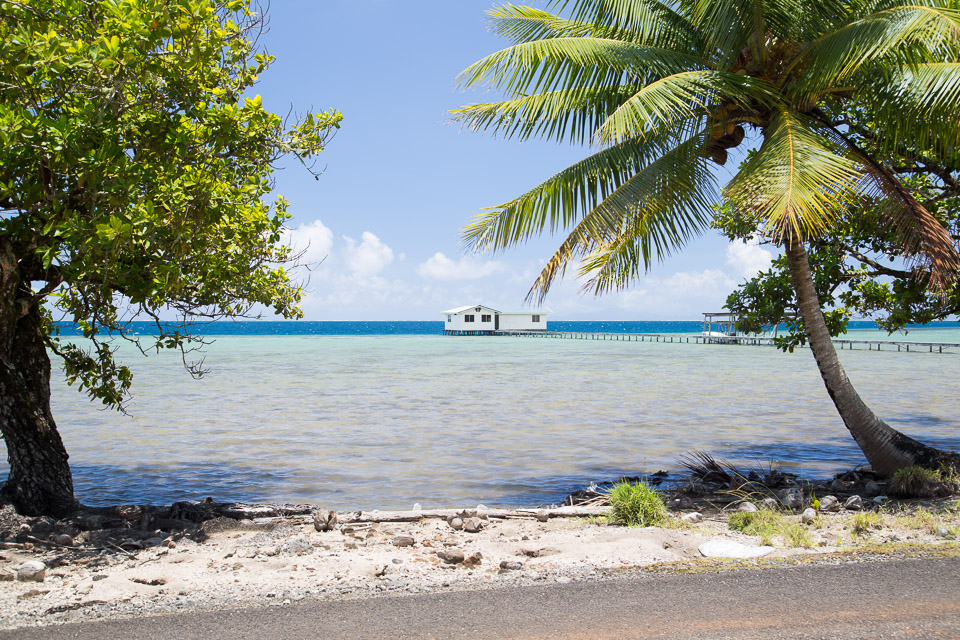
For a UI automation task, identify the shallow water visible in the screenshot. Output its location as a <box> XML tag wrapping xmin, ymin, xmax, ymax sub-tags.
<box><xmin>3</xmin><ymin>325</ymin><xmax>960</xmax><ymax>509</ymax></box>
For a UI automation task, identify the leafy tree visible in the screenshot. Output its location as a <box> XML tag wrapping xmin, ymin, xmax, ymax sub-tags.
<box><xmin>0</xmin><ymin>0</ymin><xmax>341</xmax><ymax>516</ymax></box>
<box><xmin>456</xmin><ymin>0</ymin><xmax>960</xmax><ymax>477</ymax></box>
<box><xmin>717</xmin><ymin>104</ymin><xmax>960</xmax><ymax>348</ymax></box>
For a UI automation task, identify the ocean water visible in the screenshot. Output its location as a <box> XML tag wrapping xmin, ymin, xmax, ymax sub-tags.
<box><xmin>3</xmin><ymin>321</ymin><xmax>960</xmax><ymax>509</ymax></box>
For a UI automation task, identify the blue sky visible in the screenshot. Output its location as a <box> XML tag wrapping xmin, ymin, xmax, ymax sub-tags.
<box><xmin>254</xmin><ymin>1</ymin><xmax>773</xmax><ymax>320</ymax></box>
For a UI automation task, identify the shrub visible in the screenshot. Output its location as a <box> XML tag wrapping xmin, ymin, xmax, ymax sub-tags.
<box><xmin>890</xmin><ymin>466</ymin><xmax>960</xmax><ymax>498</ymax></box>
<box><xmin>606</xmin><ymin>481</ymin><xmax>667</xmax><ymax>527</ymax></box>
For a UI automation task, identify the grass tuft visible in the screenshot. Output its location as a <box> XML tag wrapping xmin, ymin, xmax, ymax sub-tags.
<box><xmin>890</xmin><ymin>465</ymin><xmax>960</xmax><ymax>498</ymax></box>
<box><xmin>606</xmin><ymin>481</ymin><xmax>667</xmax><ymax>527</ymax></box>
<box><xmin>850</xmin><ymin>511</ymin><xmax>883</xmax><ymax>537</ymax></box>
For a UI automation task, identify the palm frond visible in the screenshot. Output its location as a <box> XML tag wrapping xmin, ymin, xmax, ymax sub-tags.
<box><xmin>596</xmin><ymin>71</ymin><xmax>778</xmax><ymax>143</ymax></box>
<box><xmin>545</xmin><ymin>0</ymin><xmax>703</xmax><ymax>50</ymax></box>
<box><xmin>792</xmin><ymin>3</ymin><xmax>960</xmax><ymax>98</ymax></box>
<box><xmin>462</xmin><ymin>131</ymin><xmax>686</xmax><ymax>253</ymax></box>
<box><xmin>456</xmin><ymin>37</ymin><xmax>705</xmax><ymax>97</ymax></box>
<box><xmin>453</xmin><ymin>84</ymin><xmax>641</xmax><ymax>145</ymax></box>
<box><xmin>525</xmin><ymin>130</ymin><xmax>715</xmax><ymax>300</ymax></box>
<box><xmin>725</xmin><ymin>109</ymin><xmax>863</xmax><ymax>241</ymax></box>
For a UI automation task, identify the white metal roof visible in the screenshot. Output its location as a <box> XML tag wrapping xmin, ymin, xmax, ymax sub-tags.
<box><xmin>441</xmin><ymin>305</ymin><xmax>500</xmax><ymax>315</ymax></box>
<box><xmin>440</xmin><ymin>305</ymin><xmax>551</xmax><ymax>316</ymax></box>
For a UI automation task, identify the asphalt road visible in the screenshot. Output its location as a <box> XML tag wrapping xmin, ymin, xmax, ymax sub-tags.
<box><xmin>4</xmin><ymin>557</ymin><xmax>959</xmax><ymax>639</ymax></box>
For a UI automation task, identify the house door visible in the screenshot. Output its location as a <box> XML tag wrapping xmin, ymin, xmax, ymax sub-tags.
<box><xmin>495</xmin><ymin>315</ymin><xmax>499</xmax><ymax>330</ymax></box>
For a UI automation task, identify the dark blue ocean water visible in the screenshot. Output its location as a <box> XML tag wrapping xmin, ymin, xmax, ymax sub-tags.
<box><xmin>52</xmin><ymin>319</ymin><xmax>929</xmax><ymax>337</ymax></box>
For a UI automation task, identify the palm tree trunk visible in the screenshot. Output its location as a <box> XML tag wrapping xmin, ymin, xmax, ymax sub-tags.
<box><xmin>784</xmin><ymin>240</ymin><xmax>957</xmax><ymax>477</ymax></box>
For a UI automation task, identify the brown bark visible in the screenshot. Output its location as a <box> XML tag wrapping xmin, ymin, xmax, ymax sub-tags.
<box><xmin>784</xmin><ymin>240</ymin><xmax>958</xmax><ymax>477</ymax></box>
<box><xmin>0</xmin><ymin>239</ymin><xmax>76</xmax><ymax>517</ymax></box>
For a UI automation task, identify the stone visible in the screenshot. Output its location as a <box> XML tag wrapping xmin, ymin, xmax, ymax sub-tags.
<box><xmin>78</xmin><ymin>515</ymin><xmax>105</xmax><ymax>530</ymax></box>
<box><xmin>819</xmin><ymin>495</ymin><xmax>841</xmax><ymax>512</ymax></box>
<box><xmin>16</xmin><ymin>560</ymin><xmax>47</xmax><ymax>582</ymax></box>
<box><xmin>448</xmin><ymin>517</ymin><xmax>463</xmax><ymax>531</ymax></box>
<box><xmin>412</xmin><ymin>503</ymin><xmax>422</xmax><ymax>512</ymax></box>
<box><xmin>844</xmin><ymin>495</ymin><xmax>864</xmax><ymax>511</ymax></box>
<box><xmin>864</xmin><ymin>481</ymin><xmax>884</xmax><ymax>498</ymax></box>
<box><xmin>54</xmin><ymin>534</ymin><xmax>75</xmax><ymax>547</ymax></box>
<box><xmin>761</xmin><ymin>497</ymin><xmax>779</xmax><ymax>510</ymax></box>
<box><xmin>779</xmin><ymin>489</ymin><xmax>802</xmax><ymax>510</ymax></box>
<box><xmin>392</xmin><ymin>536</ymin><xmax>415</xmax><ymax>548</ymax></box>
<box><xmin>437</xmin><ymin>549</ymin><xmax>464</xmax><ymax>565</ymax></box>
<box><xmin>873</xmin><ymin>495</ymin><xmax>889</xmax><ymax>506</ymax></box>
<box><xmin>535</xmin><ymin>510</ymin><xmax>550</xmax><ymax>523</ymax></box>
<box><xmin>463</xmin><ymin>552</ymin><xmax>482</xmax><ymax>567</ymax></box>
<box><xmin>680</xmin><ymin>512</ymin><xmax>702</xmax><ymax>524</ymax></box>
<box><xmin>279</xmin><ymin>537</ymin><xmax>314</xmax><ymax>555</ymax></box>
<box><xmin>555</xmin><ymin>576</ymin><xmax>572</xmax><ymax>584</ymax></box>
<box><xmin>463</xmin><ymin>517</ymin><xmax>484</xmax><ymax>533</ymax></box>
<box><xmin>937</xmin><ymin>527</ymin><xmax>954</xmax><ymax>539</ymax></box>
<box><xmin>0</xmin><ymin>571</ymin><xmax>14</xmax><ymax>582</ymax></box>
<box><xmin>499</xmin><ymin>561</ymin><xmax>523</xmax><ymax>571</ymax></box>
<box><xmin>737</xmin><ymin>502</ymin><xmax>758</xmax><ymax>513</ymax></box>
<box><xmin>801</xmin><ymin>508</ymin><xmax>817</xmax><ymax>524</ymax></box>
<box><xmin>312</xmin><ymin>510</ymin><xmax>338</xmax><ymax>532</ymax></box>
<box><xmin>457</xmin><ymin>509</ymin><xmax>478</xmax><ymax>520</ymax></box>
<box><xmin>698</xmin><ymin>540</ymin><xmax>775</xmax><ymax>559</ymax></box>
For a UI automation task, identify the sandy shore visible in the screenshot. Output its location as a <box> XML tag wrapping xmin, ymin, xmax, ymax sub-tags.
<box><xmin>2</xmin><ymin>496</ymin><xmax>959</xmax><ymax>631</ymax></box>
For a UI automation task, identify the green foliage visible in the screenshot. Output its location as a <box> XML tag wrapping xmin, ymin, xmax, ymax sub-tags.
<box><xmin>717</xmin><ymin>95</ymin><xmax>960</xmax><ymax>341</ymax></box>
<box><xmin>457</xmin><ymin>0</ymin><xmax>960</xmax><ymax>304</ymax></box>
<box><xmin>727</xmin><ymin>508</ymin><xmax>814</xmax><ymax>547</ymax></box>
<box><xmin>727</xmin><ymin>509</ymin><xmax>783</xmax><ymax>546</ymax></box>
<box><xmin>890</xmin><ymin>466</ymin><xmax>960</xmax><ymax>498</ymax></box>
<box><xmin>849</xmin><ymin>511</ymin><xmax>883</xmax><ymax>536</ymax></box>
<box><xmin>606</xmin><ymin>481</ymin><xmax>667</xmax><ymax>527</ymax></box>
<box><xmin>0</xmin><ymin>0</ymin><xmax>341</xmax><ymax>407</ymax></box>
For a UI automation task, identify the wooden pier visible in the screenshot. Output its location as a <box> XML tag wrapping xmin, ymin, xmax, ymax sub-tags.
<box><xmin>447</xmin><ymin>330</ymin><xmax>960</xmax><ymax>353</ymax></box>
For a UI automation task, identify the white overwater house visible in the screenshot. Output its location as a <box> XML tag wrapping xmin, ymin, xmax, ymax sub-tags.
<box><xmin>441</xmin><ymin>305</ymin><xmax>549</xmax><ymax>335</ymax></box>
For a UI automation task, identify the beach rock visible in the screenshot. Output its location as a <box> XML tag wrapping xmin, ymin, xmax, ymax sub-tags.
<box><xmin>0</xmin><ymin>570</ymin><xmax>14</xmax><ymax>582</ymax></box>
<box><xmin>864</xmin><ymin>481</ymin><xmax>885</xmax><ymax>497</ymax></box>
<box><xmin>279</xmin><ymin>537</ymin><xmax>314</xmax><ymax>555</ymax></box>
<box><xmin>737</xmin><ymin>502</ymin><xmax>758</xmax><ymax>513</ymax></box>
<box><xmin>16</xmin><ymin>560</ymin><xmax>46</xmax><ymax>582</ymax></box>
<box><xmin>437</xmin><ymin>549</ymin><xmax>464</xmax><ymax>565</ymax></box>
<box><xmin>819</xmin><ymin>495</ymin><xmax>841</xmax><ymax>512</ymax></box>
<box><xmin>447</xmin><ymin>517</ymin><xmax>463</xmax><ymax>531</ymax></box>
<box><xmin>698</xmin><ymin>540</ymin><xmax>774</xmax><ymax>559</ymax></box>
<box><xmin>78</xmin><ymin>515</ymin><xmax>105</xmax><ymax>531</ymax></box>
<box><xmin>680</xmin><ymin>512</ymin><xmax>702</xmax><ymax>524</ymax></box>
<box><xmin>937</xmin><ymin>527</ymin><xmax>953</xmax><ymax>538</ymax></box>
<box><xmin>412</xmin><ymin>503</ymin><xmax>422</xmax><ymax>512</ymax></box>
<box><xmin>873</xmin><ymin>495</ymin><xmax>889</xmax><ymax>506</ymax></box>
<box><xmin>457</xmin><ymin>509</ymin><xmax>478</xmax><ymax>520</ymax></box>
<box><xmin>761</xmin><ymin>497</ymin><xmax>779</xmax><ymax>510</ymax></box>
<box><xmin>463</xmin><ymin>552</ymin><xmax>482</xmax><ymax>567</ymax></box>
<box><xmin>312</xmin><ymin>509</ymin><xmax>338</xmax><ymax>532</ymax></box>
<box><xmin>556</xmin><ymin>576</ymin><xmax>572</xmax><ymax>584</ymax></box>
<box><xmin>781</xmin><ymin>489</ymin><xmax>803</xmax><ymax>511</ymax></box>
<box><xmin>535</xmin><ymin>510</ymin><xmax>550</xmax><ymax>523</ymax></box>
<box><xmin>844</xmin><ymin>495</ymin><xmax>864</xmax><ymax>511</ymax></box>
<box><xmin>392</xmin><ymin>536</ymin><xmax>415</xmax><ymax>548</ymax></box>
<box><xmin>463</xmin><ymin>517</ymin><xmax>484</xmax><ymax>533</ymax></box>
<box><xmin>801</xmin><ymin>508</ymin><xmax>817</xmax><ymax>524</ymax></box>
<box><xmin>499</xmin><ymin>561</ymin><xmax>523</xmax><ymax>571</ymax></box>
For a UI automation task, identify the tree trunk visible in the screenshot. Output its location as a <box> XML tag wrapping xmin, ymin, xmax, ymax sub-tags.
<box><xmin>0</xmin><ymin>241</ymin><xmax>76</xmax><ymax>517</ymax></box>
<box><xmin>784</xmin><ymin>240</ymin><xmax>958</xmax><ymax>477</ymax></box>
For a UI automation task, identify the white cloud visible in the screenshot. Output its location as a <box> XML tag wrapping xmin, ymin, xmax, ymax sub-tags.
<box><xmin>342</xmin><ymin>232</ymin><xmax>394</xmax><ymax>277</ymax></box>
<box><xmin>416</xmin><ymin>252</ymin><xmax>508</xmax><ymax>281</ymax></box>
<box><xmin>726</xmin><ymin>238</ymin><xmax>773</xmax><ymax>279</ymax></box>
<box><xmin>282</xmin><ymin>220</ymin><xmax>334</xmax><ymax>267</ymax></box>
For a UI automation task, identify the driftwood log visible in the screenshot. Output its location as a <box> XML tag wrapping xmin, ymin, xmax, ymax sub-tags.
<box><xmin>322</xmin><ymin>506</ymin><xmax>610</xmax><ymax>524</ymax></box>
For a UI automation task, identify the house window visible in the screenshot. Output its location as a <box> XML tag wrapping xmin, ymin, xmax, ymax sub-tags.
<box><xmin>532</xmin><ymin>315</ymin><xmax>540</xmax><ymax>322</ymax></box>
<box><xmin>464</xmin><ymin>315</ymin><xmax>475</xmax><ymax>322</ymax></box>
<box><xmin>447</xmin><ymin>315</ymin><xmax>452</xmax><ymax>322</ymax></box>
<box><xmin>481</xmin><ymin>314</ymin><xmax>491</xmax><ymax>322</ymax></box>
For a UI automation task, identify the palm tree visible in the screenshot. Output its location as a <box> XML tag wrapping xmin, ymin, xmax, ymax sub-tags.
<box><xmin>456</xmin><ymin>0</ymin><xmax>960</xmax><ymax>477</ymax></box>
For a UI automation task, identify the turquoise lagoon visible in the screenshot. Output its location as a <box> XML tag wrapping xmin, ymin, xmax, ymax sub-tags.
<box><xmin>2</xmin><ymin>321</ymin><xmax>959</xmax><ymax>509</ymax></box>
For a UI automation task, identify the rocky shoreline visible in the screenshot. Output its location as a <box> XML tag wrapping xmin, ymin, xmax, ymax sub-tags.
<box><xmin>1</xmin><ymin>468</ymin><xmax>959</xmax><ymax>631</ymax></box>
